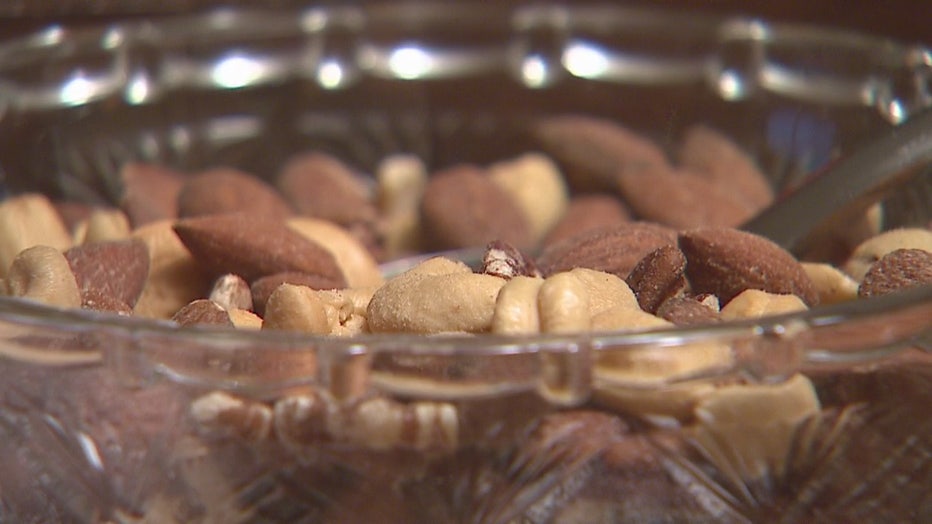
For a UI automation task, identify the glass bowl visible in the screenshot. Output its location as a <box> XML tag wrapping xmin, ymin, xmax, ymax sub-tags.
<box><xmin>0</xmin><ymin>4</ymin><xmax>930</xmax><ymax>522</ymax></box>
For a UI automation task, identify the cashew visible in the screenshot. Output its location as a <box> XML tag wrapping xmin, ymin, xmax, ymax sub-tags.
<box><xmin>489</xmin><ymin>153</ymin><xmax>569</xmax><ymax>243</ymax></box>
<box><xmin>367</xmin><ymin>257</ymin><xmax>505</xmax><ymax>334</ymax></box>
<box><xmin>376</xmin><ymin>154</ymin><xmax>428</xmax><ymax>256</ymax></box>
<box><xmin>568</xmin><ymin>267</ymin><xmax>639</xmax><ymax>317</ymax></box>
<box><xmin>262</xmin><ymin>283</ymin><xmax>331</xmax><ymax>334</ymax></box>
<box><xmin>594</xmin><ymin>381</ymin><xmax>718</xmax><ymax>422</ymax></box>
<box><xmin>286</xmin><ymin>217</ymin><xmax>383</xmax><ymax>288</ymax></box>
<box><xmin>692</xmin><ymin>374</ymin><xmax>820</xmax><ymax>480</ymax></box>
<box><xmin>591</xmin><ymin>306</ymin><xmax>671</xmax><ymax>332</ymax></box>
<box><xmin>131</xmin><ymin>220</ymin><xmax>209</xmax><ymax>319</ymax></box>
<box><xmin>538</xmin><ymin>271</ymin><xmax>591</xmax><ymax>334</ymax></box>
<box><xmin>0</xmin><ymin>194</ymin><xmax>72</xmax><ymax>278</ymax></box>
<box><xmin>5</xmin><ymin>245</ymin><xmax>81</xmax><ymax>308</ymax></box>
<box><xmin>843</xmin><ymin>228</ymin><xmax>932</xmax><ymax>282</ymax></box>
<box><xmin>801</xmin><ymin>262</ymin><xmax>859</xmax><ymax>305</ymax></box>
<box><xmin>720</xmin><ymin>289</ymin><xmax>808</xmax><ymax>320</ymax></box>
<box><xmin>492</xmin><ymin>276</ymin><xmax>544</xmax><ymax>334</ymax></box>
<box><xmin>78</xmin><ymin>208</ymin><xmax>131</xmax><ymax>244</ymax></box>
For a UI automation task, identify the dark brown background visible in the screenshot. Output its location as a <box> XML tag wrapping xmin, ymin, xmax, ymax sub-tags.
<box><xmin>0</xmin><ymin>1</ymin><xmax>928</xmax><ymax>44</ymax></box>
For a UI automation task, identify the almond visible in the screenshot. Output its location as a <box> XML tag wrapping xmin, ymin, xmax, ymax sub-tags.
<box><xmin>119</xmin><ymin>162</ymin><xmax>185</xmax><ymax>227</ymax></box>
<box><xmin>858</xmin><ymin>248</ymin><xmax>932</xmax><ymax>298</ymax></box>
<box><xmin>656</xmin><ymin>296</ymin><xmax>721</xmax><ymax>326</ymax></box>
<box><xmin>616</xmin><ymin>166</ymin><xmax>756</xmax><ymax>228</ymax></box>
<box><xmin>81</xmin><ymin>289</ymin><xmax>133</xmax><ymax>315</ymax></box>
<box><xmin>542</xmin><ymin>194</ymin><xmax>631</xmax><ymax>248</ymax></box>
<box><xmin>64</xmin><ymin>238</ymin><xmax>150</xmax><ymax>307</ymax></box>
<box><xmin>677</xmin><ymin>124</ymin><xmax>774</xmax><ymax>211</ymax></box>
<box><xmin>536</xmin><ymin>222</ymin><xmax>677</xmax><ymax>280</ymax></box>
<box><xmin>171</xmin><ymin>299</ymin><xmax>234</xmax><ymax>327</ymax></box>
<box><xmin>532</xmin><ymin>115</ymin><xmax>670</xmax><ymax>192</ymax></box>
<box><xmin>177</xmin><ymin>168</ymin><xmax>292</xmax><ymax>220</ymax></box>
<box><xmin>275</xmin><ymin>152</ymin><xmax>377</xmax><ymax>227</ymax></box>
<box><xmin>172</xmin><ymin>212</ymin><xmax>346</xmax><ymax>284</ymax></box>
<box><xmin>625</xmin><ymin>245</ymin><xmax>687</xmax><ymax>314</ymax></box>
<box><xmin>420</xmin><ymin>165</ymin><xmax>532</xmax><ymax>251</ymax></box>
<box><xmin>679</xmin><ymin>227</ymin><xmax>818</xmax><ymax>306</ymax></box>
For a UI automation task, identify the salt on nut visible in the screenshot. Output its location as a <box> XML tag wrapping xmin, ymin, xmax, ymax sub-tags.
<box><xmin>692</xmin><ymin>374</ymin><xmax>820</xmax><ymax>480</ymax></box>
<box><xmin>376</xmin><ymin>154</ymin><xmax>428</xmax><ymax>256</ymax></box>
<box><xmin>488</xmin><ymin>153</ymin><xmax>569</xmax><ymax>244</ymax></box>
<box><xmin>286</xmin><ymin>217</ymin><xmax>383</xmax><ymax>289</ymax></box>
<box><xmin>801</xmin><ymin>262</ymin><xmax>859</xmax><ymax>305</ymax></box>
<box><xmin>132</xmin><ymin>220</ymin><xmax>210</xmax><ymax>319</ymax></box>
<box><xmin>367</xmin><ymin>257</ymin><xmax>505</xmax><ymax>334</ymax></box>
<box><xmin>190</xmin><ymin>391</ymin><xmax>273</xmax><ymax>442</ymax></box>
<box><xmin>0</xmin><ymin>193</ymin><xmax>72</xmax><ymax>278</ymax></box>
<box><xmin>492</xmin><ymin>276</ymin><xmax>544</xmax><ymax>335</ymax></box>
<box><xmin>262</xmin><ymin>283</ymin><xmax>331</xmax><ymax>334</ymax></box>
<box><xmin>720</xmin><ymin>289</ymin><xmax>808</xmax><ymax>320</ymax></box>
<box><xmin>5</xmin><ymin>245</ymin><xmax>82</xmax><ymax>309</ymax></box>
<box><xmin>77</xmin><ymin>208</ymin><xmax>131</xmax><ymax>244</ymax></box>
<box><xmin>538</xmin><ymin>271</ymin><xmax>592</xmax><ymax>334</ymax></box>
<box><xmin>843</xmin><ymin>228</ymin><xmax>932</xmax><ymax>282</ymax></box>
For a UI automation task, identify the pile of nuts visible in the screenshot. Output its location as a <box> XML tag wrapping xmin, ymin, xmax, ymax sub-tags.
<box><xmin>2</xmin><ymin>114</ymin><xmax>931</xmax><ymax>468</ymax></box>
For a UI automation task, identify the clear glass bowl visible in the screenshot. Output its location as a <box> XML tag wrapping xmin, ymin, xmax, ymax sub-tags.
<box><xmin>0</xmin><ymin>4</ymin><xmax>930</xmax><ymax>522</ymax></box>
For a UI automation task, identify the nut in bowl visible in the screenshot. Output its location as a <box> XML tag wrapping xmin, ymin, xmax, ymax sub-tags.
<box><xmin>0</xmin><ymin>4</ymin><xmax>931</xmax><ymax>523</ymax></box>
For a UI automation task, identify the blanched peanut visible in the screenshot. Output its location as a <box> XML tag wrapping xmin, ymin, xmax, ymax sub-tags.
<box><xmin>5</xmin><ymin>245</ymin><xmax>81</xmax><ymax>309</ymax></box>
<box><xmin>843</xmin><ymin>228</ymin><xmax>932</xmax><ymax>281</ymax></box>
<box><xmin>78</xmin><ymin>208</ymin><xmax>131</xmax><ymax>244</ymax></box>
<box><xmin>538</xmin><ymin>272</ymin><xmax>591</xmax><ymax>334</ymax></box>
<box><xmin>132</xmin><ymin>220</ymin><xmax>209</xmax><ymax>319</ymax></box>
<box><xmin>492</xmin><ymin>276</ymin><xmax>544</xmax><ymax>334</ymax></box>
<box><xmin>228</xmin><ymin>308</ymin><xmax>263</xmax><ymax>329</ymax></box>
<box><xmin>317</xmin><ymin>287</ymin><xmax>377</xmax><ymax>318</ymax></box>
<box><xmin>568</xmin><ymin>268</ymin><xmax>639</xmax><ymax>317</ymax></box>
<box><xmin>489</xmin><ymin>153</ymin><xmax>569</xmax><ymax>244</ymax></box>
<box><xmin>367</xmin><ymin>257</ymin><xmax>505</xmax><ymax>334</ymax></box>
<box><xmin>262</xmin><ymin>284</ymin><xmax>330</xmax><ymax>334</ymax></box>
<box><xmin>801</xmin><ymin>262</ymin><xmax>859</xmax><ymax>305</ymax></box>
<box><xmin>376</xmin><ymin>154</ymin><xmax>428</xmax><ymax>256</ymax></box>
<box><xmin>0</xmin><ymin>194</ymin><xmax>72</xmax><ymax>278</ymax></box>
<box><xmin>286</xmin><ymin>217</ymin><xmax>383</xmax><ymax>288</ymax></box>
<box><xmin>692</xmin><ymin>374</ymin><xmax>820</xmax><ymax>479</ymax></box>
<box><xmin>720</xmin><ymin>289</ymin><xmax>808</xmax><ymax>320</ymax></box>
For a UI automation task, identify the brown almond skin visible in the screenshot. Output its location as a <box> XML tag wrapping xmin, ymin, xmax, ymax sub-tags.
<box><xmin>617</xmin><ymin>167</ymin><xmax>756</xmax><ymax>229</ymax></box>
<box><xmin>65</xmin><ymin>238</ymin><xmax>150</xmax><ymax>308</ymax></box>
<box><xmin>679</xmin><ymin>227</ymin><xmax>819</xmax><ymax>306</ymax></box>
<box><xmin>542</xmin><ymin>194</ymin><xmax>632</xmax><ymax>248</ymax></box>
<box><xmin>656</xmin><ymin>296</ymin><xmax>721</xmax><ymax>326</ymax></box>
<box><xmin>532</xmin><ymin>115</ymin><xmax>670</xmax><ymax>192</ymax></box>
<box><xmin>678</xmin><ymin>124</ymin><xmax>774</xmax><ymax>212</ymax></box>
<box><xmin>119</xmin><ymin>162</ymin><xmax>185</xmax><ymax>227</ymax></box>
<box><xmin>177</xmin><ymin>168</ymin><xmax>293</xmax><ymax>220</ymax></box>
<box><xmin>172</xmin><ymin>212</ymin><xmax>346</xmax><ymax>285</ymax></box>
<box><xmin>276</xmin><ymin>152</ymin><xmax>377</xmax><ymax>227</ymax></box>
<box><xmin>81</xmin><ymin>289</ymin><xmax>133</xmax><ymax>315</ymax></box>
<box><xmin>625</xmin><ymin>245</ymin><xmax>688</xmax><ymax>313</ymax></box>
<box><xmin>171</xmin><ymin>299</ymin><xmax>234</xmax><ymax>327</ymax></box>
<box><xmin>537</xmin><ymin>222</ymin><xmax>677</xmax><ymax>279</ymax></box>
<box><xmin>250</xmin><ymin>271</ymin><xmax>346</xmax><ymax>316</ymax></box>
<box><xmin>420</xmin><ymin>165</ymin><xmax>532</xmax><ymax>251</ymax></box>
<box><xmin>480</xmin><ymin>240</ymin><xmax>541</xmax><ymax>279</ymax></box>
<box><xmin>858</xmin><ymin>248</ymin><xmax>932</xmax><ymax>298</ymax></box>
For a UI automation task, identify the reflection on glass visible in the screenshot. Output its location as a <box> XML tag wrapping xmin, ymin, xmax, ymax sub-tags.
<box><xmin>388</xmin><ymin>45</ymin><xmax>431</xmax><ymax>80</ymax></box>
<box><xmin>317</xmin><ymin>59</ymin><xmax>345</xmax><ymax>89</ymax></box>
<box><xmin>563</xmin><ymin>41</ymin><xmax>609</xmax><ymax>79</ymax></box>
<box><xmin>59</xmin><ymin>74</ymin><xmax>94</xmax><ymax>106</ymax></box>
<box><xmin>211</xmin><ymin>54</ymin><xmax>264</xmax><ymax>89</ymax></box>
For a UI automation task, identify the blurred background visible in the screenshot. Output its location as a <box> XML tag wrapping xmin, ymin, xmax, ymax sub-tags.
<box><xmin>0</xmin><ymin>1</ymin><xmax>928</xmax><ymax>44</ymax></box>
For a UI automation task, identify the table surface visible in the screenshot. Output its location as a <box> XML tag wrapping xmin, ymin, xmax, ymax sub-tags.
<box><xmin>0</xmin><ymin>0</ymin><xmax>927</xmax><ymax>44</ymax></box>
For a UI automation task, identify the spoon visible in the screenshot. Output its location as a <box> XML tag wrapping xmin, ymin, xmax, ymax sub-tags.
<box><xmin>741</xmin><ymin>107</ymin><xmax>932</xmax><ymax>255</ymax></box>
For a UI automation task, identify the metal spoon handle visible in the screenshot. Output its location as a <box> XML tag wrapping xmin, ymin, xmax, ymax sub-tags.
<box><xmin>742</xmin><ymin>108</ymin><xmax>932</xmax><ymax>255</ymax></box>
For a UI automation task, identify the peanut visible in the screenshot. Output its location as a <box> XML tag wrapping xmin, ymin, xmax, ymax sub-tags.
<box><xmin>5</xmin><ymin>245</ymin><xmax>82</xmax><ymax>309</ymax></box>
<box><xmin>801</xmin><ymin>262</ymin><xmax>859</xmax><ymax>305</ymax></box>
<box><xmin>262</xmin><ymin>283</ymin><xmax>330</xmax><ymax>334</ymax></box>
<box><xmin>720</xmin><ymin>289</ymin><xmax>808</xmax><ymax>320</ymax></box>
<box><xmin>489</xmin><ymin>153</ymin><xmax>569</xmax><ymax>244</ymax></box>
